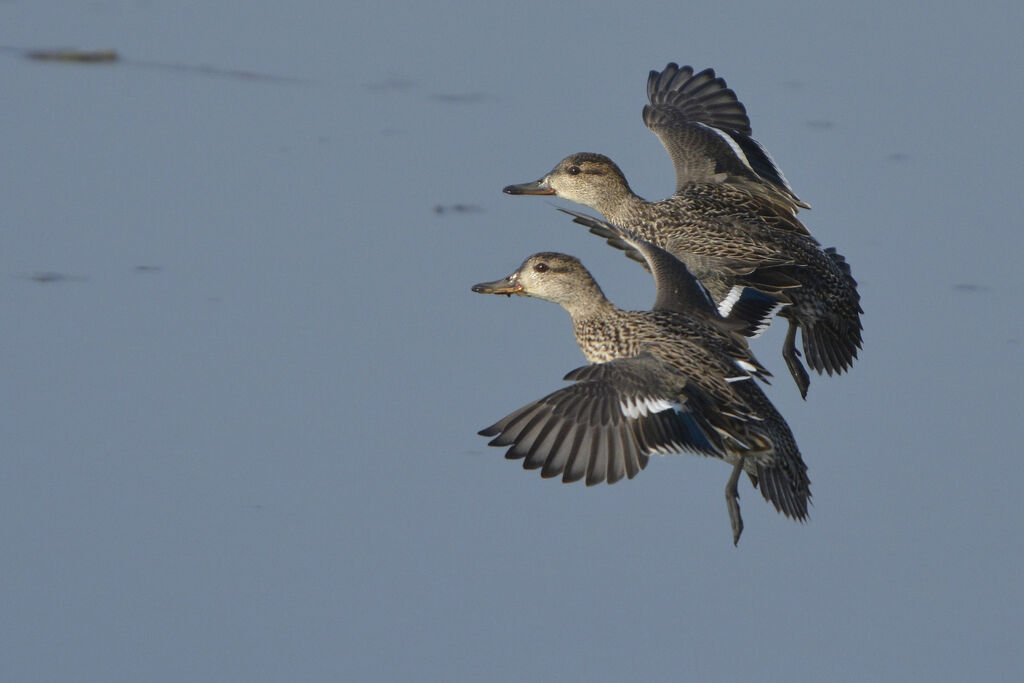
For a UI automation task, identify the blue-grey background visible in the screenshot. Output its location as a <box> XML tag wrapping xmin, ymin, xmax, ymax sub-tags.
<box><xmin>3</xmin><ymin>1</ymin><xmax>1021</xmax><ymax>681</ymax></box>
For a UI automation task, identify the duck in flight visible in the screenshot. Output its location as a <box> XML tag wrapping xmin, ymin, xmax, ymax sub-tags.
<box><xmin>503</xmin><ymin>63</ymin><xmax>863</xmax><ymax>398</ymax></box>
<box><xmin>472</xmin><ymin>221</ymin><xmax>810</xmax><ymax>544</ymax></box>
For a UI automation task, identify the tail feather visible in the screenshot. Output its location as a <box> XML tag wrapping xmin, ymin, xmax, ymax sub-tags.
<box><xmin>800</xmin><ymin>320</ymin><xmax>862</xmax><ymax>375</ymax></box>
<box><xmin>733</xmin><ymin>381</ymin><xmax>812</xmax><ymax>521</ymax></box>
<box><xmin>794</xmin><ymin>246</ymin><xmax>863</xmax><ymax>377</ymax></box>
<box><xmin>756</xmin><ymin>461</ymin><xmax>811</xmax><ymax>521</ymax></box>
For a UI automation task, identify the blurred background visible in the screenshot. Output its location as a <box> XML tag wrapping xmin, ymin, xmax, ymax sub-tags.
<box><xmin>2</xmin><ymin>1</ymin><xmax>1021</xmax><ymax>680</ymax></box>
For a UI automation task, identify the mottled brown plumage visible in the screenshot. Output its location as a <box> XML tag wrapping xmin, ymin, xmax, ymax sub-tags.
<box><xmin>642</xmin><ymin>63</ymin><xmax>809</xmax><ymax>218</ymax></box>
<box><xmin>473</xmin><ymin>251</ymin><xmax>811</xmax><ymax>544</ymax></box>
<box><xmin>503</xmin><ymin>63</ymin><xmax>863</xmax><ymax>397</ymax></box>
<box><xmin>505</xmin><ymin>153</ymin><xmax>862</xmax><ymax>398</ymax></box>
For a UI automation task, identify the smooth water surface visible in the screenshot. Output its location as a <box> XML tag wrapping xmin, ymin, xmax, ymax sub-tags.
<box><xmin>2</xmin><ymin>1</ymin><xmax>1022</xmax><ymax>681</ymax></box>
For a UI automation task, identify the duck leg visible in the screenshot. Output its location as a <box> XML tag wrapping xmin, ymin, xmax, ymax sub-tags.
<box><xmin>783</xmin><ymin>320</ymin><xmax>810</xmax><ymax>400</ymax></box>
<box><xmin>725</xmin><ymin>455</ymin><xmax>745</xmax><ymax>546</ymax></box>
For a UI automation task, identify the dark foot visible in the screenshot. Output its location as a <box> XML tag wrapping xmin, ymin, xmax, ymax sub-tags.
<box><xmin>783</xmin><ymin>321</ymin><xmax>810</xmax><ymax>399</ymax></box>
<box><xmin>725</xmin><ymin>456</ymin><xmax>745</xmax><ymax>546</ymax></box>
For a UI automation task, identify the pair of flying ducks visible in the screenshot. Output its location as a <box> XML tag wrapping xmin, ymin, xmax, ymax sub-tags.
<box><xmin>473</xmin><ymin>63</ymin><xmax>863</xmax><ymax>544</ymax></box>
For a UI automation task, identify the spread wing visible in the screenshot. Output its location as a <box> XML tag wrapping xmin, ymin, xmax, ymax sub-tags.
<box><xmin>478</xmin><ymin>354</ymin><xmax>727</xmax><ymax>485</ymax></box>
<box><xmin>643</xmin><ymin>63</ymin><xmax>808</xmax><ymax>210</ymax></box>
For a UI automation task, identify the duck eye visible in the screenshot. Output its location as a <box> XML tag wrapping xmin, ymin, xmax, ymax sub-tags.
<box><xmin>567</xmin><ymin>166</ymin><xmax>581</xmax><ymax>175</ymax></box>
<box><xmin>533</xmin><ymin>262</ymin><xmax>549</xmax><ymax>273</ymax></box>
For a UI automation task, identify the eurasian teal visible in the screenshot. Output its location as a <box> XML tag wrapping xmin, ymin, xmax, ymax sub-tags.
<box><xmin>473</xmin><ymin>244</ymin><xmax>810</xmax><ymax>544</ymax></box>
<box><xmin>503</xmin><ymin>64</ymin><xmax>862</xmax><ymax>398</ymax></box>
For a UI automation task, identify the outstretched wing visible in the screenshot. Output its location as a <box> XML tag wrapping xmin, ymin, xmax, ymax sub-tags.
<box><xmin>478</xmin><ymin>354</ymin><xmax>725</xmax><ymax>486</ymax></box>
<box><xmin>643</xmin><ymin>63</ymin><xmax>807</xmax><ymax>209</ymax></box>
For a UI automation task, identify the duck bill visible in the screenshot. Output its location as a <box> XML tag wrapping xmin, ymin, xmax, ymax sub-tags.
<box><xmin>472</xmin><ymin>276</ymin><xmax>524</xmax><ymax>296</ymax></box>
<box><xmin>502</xmin><ymin>178</ymin><xmax>555</xmax><ymax>195</ymax></box>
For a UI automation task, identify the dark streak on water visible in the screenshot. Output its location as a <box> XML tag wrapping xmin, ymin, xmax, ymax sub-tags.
<box><xmin>22</xmin><ymin>272</ymin><xmax>89</xmax><ymax>284</ymax></box>
<box><xmin>1</xmin><ymin>45</ymin><xmax>305</xmax><ymax>84</ymax></box>
<box><xmin>434</xmin><ymin>203</ymin><xmax>483</xmax><ymax>215</ymax></box>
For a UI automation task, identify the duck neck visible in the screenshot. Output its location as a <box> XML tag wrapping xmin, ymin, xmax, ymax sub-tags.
<box><xmin>569</xmin><ymin>304</ymin><xmax>630</xmax><ymax>364</ymax></box>
<box><xmin>595</xmin><ymin>188</ymin><xmax>647</xmax><ymax>225</ymax></box>
<box><xmin>558</xmin><ymin>283</ymin><xmax>618</xmax><ymax>323</ymax></box>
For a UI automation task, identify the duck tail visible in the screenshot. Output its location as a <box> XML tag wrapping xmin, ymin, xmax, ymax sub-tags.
<box><xmin>801</xmin><ymin>247</ymin><xmax>864</xmax><ymax>375</ymax></box>
<box><xmin>800</xmin><ymin>319</ymin><xmax>863</xmax><ymax>376</ymax></box>
<box><xmin>755</xmin><ymin>459</ymin><xmax>811</xmax><ymax>522</ymax></box>
<box><xmin>733</xmin><ymin>382</ymin><xmax>811</xmax><ymax>521</ymax></box>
